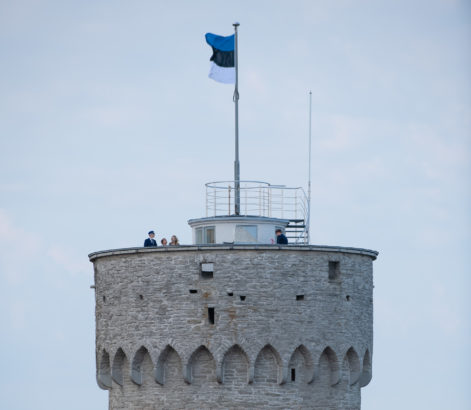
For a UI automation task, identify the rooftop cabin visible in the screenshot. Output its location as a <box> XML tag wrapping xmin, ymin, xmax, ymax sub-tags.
<box><xmin>188</xmin><ymin>180</ymin><xmax>309</xmax><ymax>245</ymax></box>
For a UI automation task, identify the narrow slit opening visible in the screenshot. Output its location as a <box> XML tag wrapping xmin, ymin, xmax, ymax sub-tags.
<box><xmin>291</xmin><ymin>368</ymin><xmax>296</xmax><ymax>381</ymax></box>
<box><xmin>227</xmin><ymin>292</ymin><xmax>233</xmax><ymax>296</ymax></box>
<box><xmin>328</xmin><ymin>261</ymin><xmax>340</xmax><ymax>280</ymax></box>
<box><xmin>189</xmin><ymin>289</ymin><xmax>198</xmax><ymax>294</ymax></box>
<box><xmin>208</xmin><ymin>307</ymin><xmax>215</xmax><ymax>324</ymax></box>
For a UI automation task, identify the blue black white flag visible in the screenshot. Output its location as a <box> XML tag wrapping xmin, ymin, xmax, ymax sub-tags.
<box><xmin>205</xmin><ymin>33</ymin><xmax>235</xmax><ymax>84</ymax></box>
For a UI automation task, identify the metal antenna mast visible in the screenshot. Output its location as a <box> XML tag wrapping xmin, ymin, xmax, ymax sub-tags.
<box><xmin>307</xmin><ymin>91</ymin><xmax>312</xmax><ymax>244</ymax></box>
<box><xmin>233</xmin><ymin>22</ymin><xmax>240</xmax><ymax>215</ymax></box>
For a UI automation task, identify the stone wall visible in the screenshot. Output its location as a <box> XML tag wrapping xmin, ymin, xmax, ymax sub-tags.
<box><xmin>90</xmin><ymin>245</ymin><xmax>377</xmax><ymax>409</ymax></box>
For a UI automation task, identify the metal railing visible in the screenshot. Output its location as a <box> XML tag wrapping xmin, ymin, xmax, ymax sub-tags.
<box><xmin>205</xmin><ymin>180</ymin><xmax>308</xmax><ymax>223</ymax></box>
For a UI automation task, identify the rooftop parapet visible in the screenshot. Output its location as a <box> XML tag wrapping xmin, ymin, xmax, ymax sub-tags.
<box><xmin>88</xmin><ymin>244</ymin><xmax>378</xmax><ymax>261</ymax></box>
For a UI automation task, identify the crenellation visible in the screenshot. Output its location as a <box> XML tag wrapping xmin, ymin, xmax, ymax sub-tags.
<box><xmin>98</xmin><ymin>342</ymin><xmax>372</xmax><ymax>392</ymax></box>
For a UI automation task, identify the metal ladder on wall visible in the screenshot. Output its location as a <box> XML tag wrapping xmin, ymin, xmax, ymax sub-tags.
<box><xmin>285</xmin><ymin>219</ymin><xmax>307</xmax><ymax>244</ymax></box>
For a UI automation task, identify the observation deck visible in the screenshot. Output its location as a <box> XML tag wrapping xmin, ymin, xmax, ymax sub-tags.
<box><xmin>188</xmin><ymin>180</ymin><xmax>309</xmax><ymax>245</ymax></box>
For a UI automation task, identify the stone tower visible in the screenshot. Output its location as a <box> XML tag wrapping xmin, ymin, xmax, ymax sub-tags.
<box><xmin>89</xmin><ymin>181</ymin><xmax>378</xmax><ymax>409</ymax></box>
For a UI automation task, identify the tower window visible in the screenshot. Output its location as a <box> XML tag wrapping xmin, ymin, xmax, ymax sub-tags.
<box><xmin>208</xmin><ymin>307</ymin><xmax>215</xmax><ymax>324</ymax></box>
<box><xmin>291</xmin><ymin>368</ymin><xmax>296</xmax><ymax>381</ymax></box>
<box><xmin>195</xmin><ymin>226</ymin><xmax>216</xmax><ymax>244</ymax></box>
<box><xmin>296</xmin><ymin>295</ymin><xmax>304</xmax><ymax>301</ymax></box>
<box><xmin>189</xmin><ymin>289</ymin><xmax>198</xmax><ymax>294</ymax></box>
<box><xmin>235</xmin><ymin>225</ymin><xmax>258</xmax><ymax>243</ymax></box>
<box><xmin>201</xmin><ymin>263</ymin><xmax>214</xmax><ymax>279</ymax></box>
<box><xmin>227</xmin><ymin>292</ymin><xmax>233</xmax><ymax>296</ymax></box>
<box><xmin>328</xmin><ymin>261</ymin><xmax>340</xmax><ymax>280</ymax></box>
<box><xmin>239</xmin><ymin>295</ymin><xmax>246</xmax><ymax>301</ymax></box>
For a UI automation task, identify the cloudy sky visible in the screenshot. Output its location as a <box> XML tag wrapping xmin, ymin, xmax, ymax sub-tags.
<box><xmin>0</xmin><ymin>0</ymin><xmax>470</xmax><ymax>409</ymax></box>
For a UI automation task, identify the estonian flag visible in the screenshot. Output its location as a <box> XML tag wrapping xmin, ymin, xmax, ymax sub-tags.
<box><xmin>205</xmin><ymin>33</ymin><xmax>235</xmax><ymax>84</ymax></box>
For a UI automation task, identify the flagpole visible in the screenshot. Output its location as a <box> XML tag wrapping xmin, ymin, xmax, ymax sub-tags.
<box><xmin>307</xmin><ymin>90</ymin><xmax>312</xmax><ymax>244</ymax></box>
<box><xmin>233</xmin><ymin>22</ymin><xmax>240</xmax><ymax>215</ymax></box>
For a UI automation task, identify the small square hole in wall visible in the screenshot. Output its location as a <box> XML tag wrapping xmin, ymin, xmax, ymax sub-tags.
<box><xmin>239</xmin><ymin>295</ymin><xmax>246</xmax><ymax>301</ymax></box>
<box><xmin>189</xmin><ymin>289</ymin><xmax>198</xmax><ymax>294</ymax></box>
<box><xmin>208</xmin><ymin>307</ymin><xmax>215</xmax><ymax>324</ymax></box>
<box><xmin>227</xmin><ymin>292</ymin><xmax>233</xmax><ymax>296</ymax></box>
<box><xmin>296</xmin><ymin>295</ymin><xmax>304</xmax><ymax>301</ymax></box>
<box><xmin>328</xmin><ymin>261</ymin><xmax>340</xmax><ymax>280</ymax></box>
<box><xmin>201</xmin><ymin>262</ymin><xmax>214</xmax><ymax>279</ymax></box>
<box><xmin>139</xmin><ymin>294</ymin><xmax>144</xmax><ymax>300</ymax></box>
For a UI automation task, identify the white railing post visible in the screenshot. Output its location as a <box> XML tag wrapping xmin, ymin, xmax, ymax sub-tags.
<box><xmin>280</xmin><ymin>188</ymin><xmax>285</xmax><ymax>219</ymax></box>
<box><xmin>263</xmin><ymin>186</ymin><xmax>267</xmax><ymax>216</ymax></box>
<box><xmin>244</xmin><ymin>188</ymin><xmax>247</xmax><ymax>215</ymax></box>
<box><xmin>258</xmin><ymin>185</ymin><xmax>265</xmax><ymax>216</ymax></box>
<box><xmin>214</xmin><ymin>189</ymin><xmax>217</xmax><ymax>217</ymax></box>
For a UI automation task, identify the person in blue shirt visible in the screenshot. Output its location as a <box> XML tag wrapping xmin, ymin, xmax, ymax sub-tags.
<box><xmin>144</xmin><ymin>230</ymin><xmax>158</xmax><ymax>247</ymax></box>
<box><xmin>275</xmin><ymin>229</ymin><xmax>288</xmax><ymax>245</ymax></box>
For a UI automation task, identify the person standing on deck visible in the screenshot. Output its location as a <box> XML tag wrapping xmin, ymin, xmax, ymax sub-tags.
<box><xmin>275</xmin><ymin>229</ymin><xmax>288</xmax><ymax>245</ymax></box>
<box><xmin>144</xmin><ymin>231</ymin><xmax>158</xmax><ymax>247</ymax></box>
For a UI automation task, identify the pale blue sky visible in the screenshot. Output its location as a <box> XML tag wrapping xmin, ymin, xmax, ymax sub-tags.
<box><xmin>0</xmin><ymin>1</ymin><xmax>470</xmax><ymax>409</ymax></box>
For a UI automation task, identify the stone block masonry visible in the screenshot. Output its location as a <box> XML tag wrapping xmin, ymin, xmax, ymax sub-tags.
<box><xmin>89</xmin><ymin>244</ymin><xmax>377</xmax><ymax>409</ymax></box>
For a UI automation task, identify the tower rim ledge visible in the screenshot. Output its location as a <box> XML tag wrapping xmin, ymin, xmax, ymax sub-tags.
<box><xmin>88</xmin><ymin>244</ymin><xmax>378</xmax><ymax>262</ymax></box>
